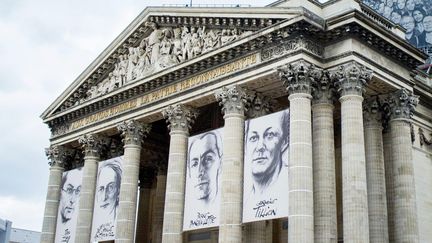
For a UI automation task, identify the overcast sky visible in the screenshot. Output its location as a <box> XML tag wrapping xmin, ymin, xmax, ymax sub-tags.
<box><xmin>0</xmin><ymin>0</ymin><xmax>280</xmax><ymax>232</ymax></box>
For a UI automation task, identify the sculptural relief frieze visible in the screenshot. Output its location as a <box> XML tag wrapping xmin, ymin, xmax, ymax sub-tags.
<box><xmin>78</xmin><ymin>22</ymin><xmax>254</xmax><ymax>103</ymax></box>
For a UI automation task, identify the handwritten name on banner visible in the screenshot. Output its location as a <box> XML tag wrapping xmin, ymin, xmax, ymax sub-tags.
<box><xmin>69</xmin><ymin>54</ymin><xmax>258</xmax><ymax>131</ymax></box>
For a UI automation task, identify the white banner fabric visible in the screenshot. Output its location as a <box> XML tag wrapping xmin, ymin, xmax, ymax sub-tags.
<box><xmin>55</xmin><ymin>167</ymin><xmax>83</xmax><ymax>243</ymax></box>
<box><xmin>243</xmin><ymin>109</ymin><xmax>289</xmax><ymax>223</ymax></box>
<box><xmin>183</xmin><ymin>128</ymin><xmax>223</xmax><ymax>231</ymax></box>
<box><xmin>91</xmin><ymin>156</ymin><xmax>123</xmax><ymax>242</ymax></box>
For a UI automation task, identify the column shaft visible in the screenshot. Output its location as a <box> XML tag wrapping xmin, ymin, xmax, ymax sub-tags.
<box><xmin>390</xmin><ymin>120</ymin><xmax>419</xmax><ymax>242</ymax></box>
<box><xmin>75</xmin><ymin>155</ymin><xmax>99</xmax><ymax>242</ymax></box>
<box><xmin>115</xmin><ymin>143</ymin><xmax>141</xmax><ymax>243</ymax></box>
<box><xmin>313</xmin><ymin>103</ymin><xmax>337</xmax><ymax>243</ymax></box>
<box><xmin>41</xmin><ymin>163</ymin><xmax>64</xmax><ymax>243</ymax></box>
<box><xmin>244</xmin><ymin>220</ymin><xmax>266</xmax><ymax>243</ymax></box>
<box><xmin>219</xmin><ymin>113</ymin><xmax>245</xmax><ymax>242</ymax></box>
<box><xmin>288</xmin><ymin>93</ymin><xmax>314</xmax><ymax>242</ymax></box>
<box><xmin>340</xmin><ymin>95</ymin><xmax>369</xmax><ymax>242</ymax></box>
<box><xmin>162</xmin><ymin>131</ymin><xmax>188</xmax><ymax>242</ymax></box>
<box><xmin>364</xmin><ymin>119</ymin><xmax>388</xmax><ymax>242</ymax></box>
<box><xmin>152</xmin><ymin>174</ymin><xmax>167</xmax><ymax>243</ymax></box>
<box><xmin>383</xmin><ymin>131</ymin><xmax>395</xmax><ymax>242</ymax></box>
<box><xmin>135</xmin><ymin>186</ymin><xmax>152</xmax><ymax>243</ymax></box>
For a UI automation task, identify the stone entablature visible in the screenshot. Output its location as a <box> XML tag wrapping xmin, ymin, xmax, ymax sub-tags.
<box><xmin>43</xmin><ymin>6</ymin><xmax>428</xmax><ymax>142</ymax></box>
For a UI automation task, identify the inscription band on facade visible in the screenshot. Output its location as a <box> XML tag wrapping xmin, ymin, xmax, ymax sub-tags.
<box><xmin>67</xmin><ymin>54</ymin><xmax>258</xmax><ymax>132</ymax></box>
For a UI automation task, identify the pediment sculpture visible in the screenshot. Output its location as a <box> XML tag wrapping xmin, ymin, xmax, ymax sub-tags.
<box><xmin>84</xmin><ymin>22</ymin><xmax>253</xmax><ymax>101</ymax></box>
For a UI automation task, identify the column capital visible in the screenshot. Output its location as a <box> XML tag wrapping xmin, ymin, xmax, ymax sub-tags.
<box><xmin>278</xmin><ymin>60</ymin><xmax>322</xmax><ymax>96</ymax></box>
<box><xmin>246</xmin><ymin>92</ymin><xmax>272</xmax><ymax>118</ymax></box>
<box><xmin>45</xmin><ymin>145</ymin><xmax>72</xmax><ymax>167</ymax></box>
<box><xmin>162</xmin><ymin>104</ymin><xmax>198</xmax><ymax>133</ymax></box>
<box><xmin>78</xmin><ymin>133</ymin><xmax>108</xmax><ymax>158</ymax></box>
<box><xmin>311</xmin><ymin>70</ymin><xmax>336</xmax><ymax>105</ymax></box>
<box><xmin>117</xmin><ymin>120</ymin><xmax>151</xmax><ymax>146</ymax></box>
<box><xmin>330</xmin><ymin>61</ymin><xmax>373</xmax><ymax>97</ymax></box>
<box><xmin>215</xmin><ymin>85</ymin><xmax>251</xmax><ymax>116</ymax></box>
<box><xmin>363</xmin><ymin>97</ymin><xmax>383</xmax><ymax>126</ymax></box>
<box><xmin>384</xmin><ymin>89</ymin><xmax>419</xmax><ymax>122</ymax></box>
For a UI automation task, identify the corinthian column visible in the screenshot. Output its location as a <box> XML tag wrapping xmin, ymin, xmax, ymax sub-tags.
<box><xmin>331</xmin><ymin>62</ymin><xmax>372</xmax><ymax>242</ymax></box>
<box><xmin>75</xmin><ymin>134</ymin><xmax>106</xmax><ymax>243</ymax></box>
<box><xmin>115</xmin><ymin>120</ymin><xmax>151</xmax><ymax>243</ymax></box>
<box><xmin>385</xmin><ymin>89</ymin><xmax>419</xmax><ymax>243</ymax></box>
<box><xmin>363</xmin><ymin>98</ymin><xmax>389</xmax><ymax>242</ymax></box>
<box><xmin>161</xmin><ymin>104</ymin><xmax>198</xmax><ymax>243</ymax></box>
<box><xmin>41</xmin><ymin>146</ymin><xmax>69</xmax><ymax>243</ymax></box>
<box><xmin>215</xmin><ymin>85</ymin><xmax>250</xmax><ymax>242</ymax></box>
<box><xmin>311</xmin><ymin>71</ymin><xmax>337</xmax><ymax>243</ymax></box>
<box><xmin>244</xmin><ymin>92</ymin><xmax>271</xmax><ymax>243</ymax></box>
<box><xmin>278</xmin><ymin>60</ymin><xmax>319</xmax><ymax>242</ymax></box>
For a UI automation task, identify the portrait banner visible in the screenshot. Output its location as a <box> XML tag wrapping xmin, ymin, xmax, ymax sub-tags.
<box><xmin>55</xmin><ymin>167</ymin><xmax>83</xmax><ymax>243</ymax></box>
<box><xmin>183</xmin><ymin>128</ymin><xmax>223</xmax><ymax>231</ymax></box>
<box><xmin>243</xmin><ymin>109</ymin><xmax>289</xmax><ymax>223</ymax></box>
<box><xmin>91</xmin><ymin>156</ymin><xmax>123</xmax><ymax>242</ymax></box>
<box><xmin>363</xmin><ymin>0</ymin><xmax>432</xmax><ymax>52</ymax></box>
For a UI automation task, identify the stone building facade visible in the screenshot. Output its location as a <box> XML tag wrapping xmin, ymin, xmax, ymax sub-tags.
<box><xmin>40</xmin><ymin>0</ymin><xmax>432</xmax><ymax>242</ymax></box>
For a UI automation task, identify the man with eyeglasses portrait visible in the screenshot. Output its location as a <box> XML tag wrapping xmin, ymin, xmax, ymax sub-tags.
<box><xmin>55</xmin><ymin>167</ymin><xmax>83</xmax><ymax>243</ymax></box>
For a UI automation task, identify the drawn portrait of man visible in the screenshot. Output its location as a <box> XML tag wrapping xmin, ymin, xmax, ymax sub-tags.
<box><xmin>91</xmin><ymin>157</ymin><xmax>123</xmax><ymax>242</ymax></box>
<box><xmin>55</xmin><ymin>167</ymin><xmax>83</xmax><ymax>243</ymax></box>
<box><xmin>183</xmin><ymin>128</ymin><xmax>222</xmax><ymax>230</ymax></box>
<box><xmin>243</xmin><ymin>109</ymin><xmax>289</xmax><ymax>223</ymax></box>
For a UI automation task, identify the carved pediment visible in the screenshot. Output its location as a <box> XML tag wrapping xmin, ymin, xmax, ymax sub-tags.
<box><xmin>84</xmin><ymin>23</ymin><xmax>255</xmax><ymax>103</ymax></box>
<box><xmin>48</xmin><ymin>12</ymin><xmax>293</xmax><ymax>116</ymax></box>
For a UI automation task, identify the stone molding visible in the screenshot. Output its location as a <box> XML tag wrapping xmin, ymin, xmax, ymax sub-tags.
<box><xmin>78</xmin><ymin>134</ymin><xmax>108</xmax><ymax>158</ymax></box>
<box><xmin>246</xmin><ymin>92</ymin><xmax>272</xmax><ymax>118</ymax></box>
<box><xmin>117</xmin><ymin>120</ymin><xmax>152</xmax><ymax>146</ymax></box>
<box><xmin>261</xmin><ymin>37</ymin><xmax>323</xmax><ymax>61</ymax></box>
<box><xmin>330</xmin><ymin>61</ymin><xmax>373</xmax><ymax>97</ymax></box>
<box><xmin>311</xmin><ymin>70</ymin><xmax>336</xmax><ymax>105</ymax></box>
<box><xmin>383</xmin><ymin>89</ymin><xmax>419</xmax><ymax>122</ymax></box>
<box><xmin>215</xmin><ymin>85</ymin><xmax>251</xmax><ymax>115</ymax></box>
<box><xmin>45</xmin><ymin>145</ymin><xmax>72</xmax><ymax>167</ymax></box>
<box><xmin>162</xmin><ymin>104</ymin><xmax>198</xmax><ymax>132</ymax></box>
<box><xmin>363</xmin><ymin>96</ymin><xmax>383</xmax><ymax>125</ymax></box>
<box><xmin>278</xmin><ymin>60</ymin><xmax>322</xmax><ymax>95</ymax></box>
